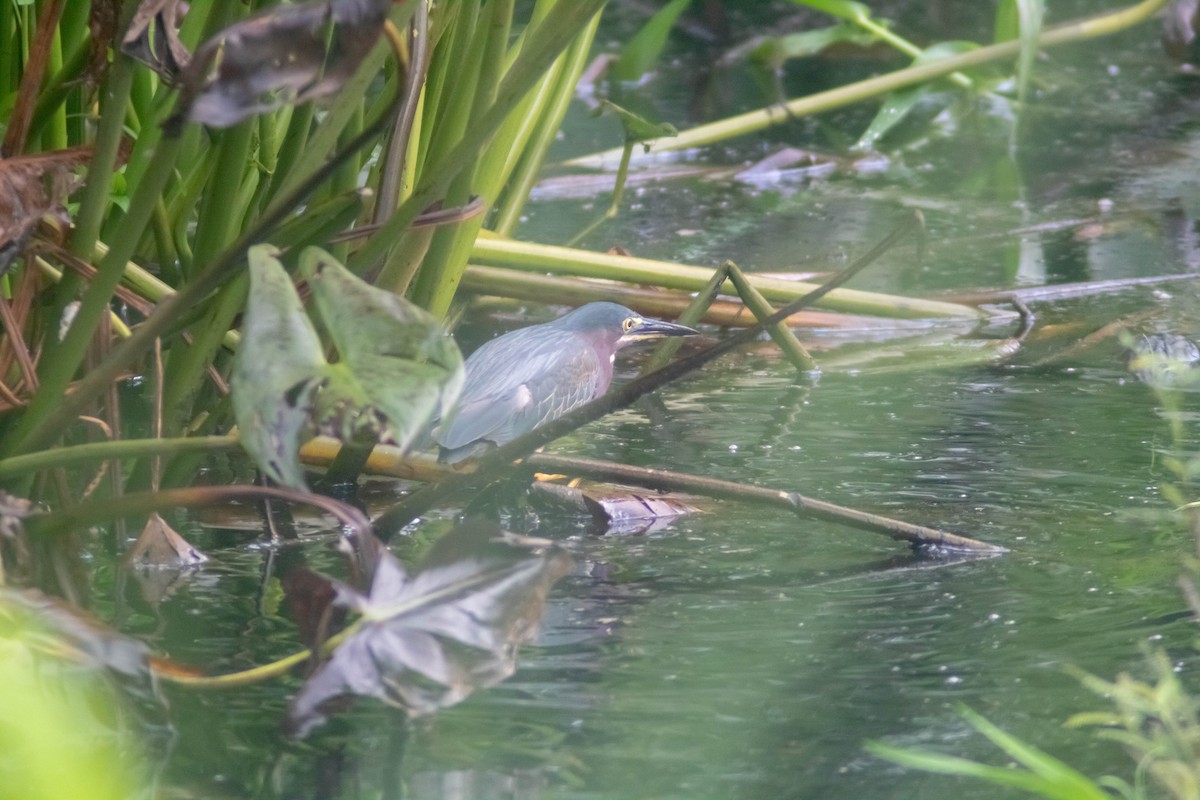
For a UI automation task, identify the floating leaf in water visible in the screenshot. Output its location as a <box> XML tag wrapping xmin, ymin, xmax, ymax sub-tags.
<box><xmin>530</xmin><ymin>478</ymin><xmax>699</xmax><ymax>534</ymax></box>
<box><xmin>124</xmin><ymin>513</ymin><xmax>208</xmax><ymax>605</ymax></box>
<box><xmin>121</xmin><ymin>0</ymin><xmax>190</xmax><ymax>81</ymax></box>
<box><xmin>1163</xmin><ymin>0</ymin><xmax>1200</xmax><ymax>63</ymax></box>
<box><xmin>301</xmin><ymin>247</ymin><xmax>462</xmax><ymax>452</ymax></box>
<box><xmin>124</xmin><ymin>512</ymin><xmax>207</xmax><ymax>570</ymax></box>
<box><xmin>166</xmin><ymin>0</ymin><xmax>393</xmax><ymax>132</ymax></box>
<box><xmin>286</xmin><ymin>521</ymin><xmax>573</xmax><ymax>736</ymax></box>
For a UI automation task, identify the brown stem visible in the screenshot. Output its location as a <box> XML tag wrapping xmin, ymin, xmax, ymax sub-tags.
<box><xmin>524</xmin><ymin>453</ymin><xmax>1005</xmax><ymax>554</ymax></box>
<box><xmin>24</xmin><ymin>484</ymin><xmax>371</xmax><ymax>538</ymax></box>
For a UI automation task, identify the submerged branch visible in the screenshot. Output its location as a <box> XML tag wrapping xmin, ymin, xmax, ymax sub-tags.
<box><xmin>524</xmin><ymin>453</ymin><xmax>1005</xmax><ymax>554</ymax></box>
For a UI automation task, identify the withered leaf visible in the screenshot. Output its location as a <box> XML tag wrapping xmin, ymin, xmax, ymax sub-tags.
<box><xmin>121</xmin><ymin>0</ymin><xmax>191</xmax><ymax>81</ymax></box>
<box><xmin>124</xmin><ymin>512</ymin><xmax>208</xmax><ymax>569</ymax></box>
<box><xmin>0</xmin><ymin>146</ymin><xmax>93</xmax><ymax>275</ymax></box>
<box><xmin>87</xmin><ymin>0</ymin><xmax>125</xmax><ymax>86</ymax></box>
<box><xmin>167</xmin><ymin>0</ymin><xmax>393</xmax><ymax>132</ymax></box>
<box><xmin>286</xmin><ymin>521</ymin><xmax>573</xmax><ymax>737</ymax></box>
<box><xmin>530</xmin><ymin>478</ymin><xmax>699</xmax><ymax>534</ymax></box>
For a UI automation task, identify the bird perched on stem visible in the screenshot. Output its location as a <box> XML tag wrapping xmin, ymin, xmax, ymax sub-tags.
<box><xmin>434</xmin><ymin>302</ymin><xmax>698</xmax><ymax>463</ymax></box>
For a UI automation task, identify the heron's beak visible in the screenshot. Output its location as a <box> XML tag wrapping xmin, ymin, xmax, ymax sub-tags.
<box><xmin>620</xmin><ymin>317</ymin><xmax>700</xmax><ymax>344</ymax></box>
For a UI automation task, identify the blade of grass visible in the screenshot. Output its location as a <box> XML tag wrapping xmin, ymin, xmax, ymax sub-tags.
<box><xmin>346</xmin><ymin>0</ymin><xmax>609</xmax><ymax>289</ymax></box>
<box><xmin>492</xmin><ymin>10</ymin><xmax>599</xmax><ymax>235</ymax></box>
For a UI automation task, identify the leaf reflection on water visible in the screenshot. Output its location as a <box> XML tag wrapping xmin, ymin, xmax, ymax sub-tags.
<box><xmin>287</xmin><ymin>520</ymin><xmax>573</xmax><ymax>737</ymax></box>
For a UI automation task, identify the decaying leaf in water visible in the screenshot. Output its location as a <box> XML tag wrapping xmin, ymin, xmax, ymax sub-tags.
<box><xmin>0</xmin><ymin>147</ymin><xmax>93</xmax><ymax>274</ymax></box>
<box><xmin>1163</xmin><ymin>0</ymin><xmax>1200</xmax><ymax>62</ymax></box>
<box><xmin>530</xmin><ymin>478</ymin><xmax>699</xmax><ymax>534</ymax></box>
<box><xmin>124</xmin><ymin>512</ymin><xmax>207</xmax><ymax>569</ymax></box>
<box><xmin>121</xmin><ymin>0</ymin><xmax>191</xmax><ymax>81</ymax></box>
<box><xmin>167</xmin><ymin>0</ymin><xmax>393</xmax><ymax>132</ymax></box>
<box><xmin>286</xmin><ymin>521</ymin><xmax>572</xmax><ymax>737</ymax></box>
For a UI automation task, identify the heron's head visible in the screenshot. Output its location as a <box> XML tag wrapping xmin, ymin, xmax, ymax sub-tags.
<box><xmin>560</xmin><ymin>302</ymin><xmax>698</xmax><ymax>348</ymax></box>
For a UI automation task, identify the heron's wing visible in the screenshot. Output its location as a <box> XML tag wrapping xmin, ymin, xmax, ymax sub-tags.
<box><xmin>435</xmin><ymin>330</ymin><xmax>602</xmax><ymax>449</ymax></box>
<box><xmin>493</xmin><ymin>347</ymin><xmax>603</xmax><ymax>444</ymax></box>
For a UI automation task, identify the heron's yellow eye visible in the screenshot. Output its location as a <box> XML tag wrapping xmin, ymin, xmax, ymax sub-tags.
<box><xmin>622</xmin><ymin>317</ymin><xmax>637</xmax><ymax>333</ymax></box>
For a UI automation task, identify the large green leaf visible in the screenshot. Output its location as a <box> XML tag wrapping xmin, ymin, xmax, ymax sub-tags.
<box><xmin>232</xmin><ymin>245</ymin><xmax>327</xmax><ymax>490</ymax></box>
<box><xmin>852</xmin><ymin>41</ymin><xmax>979</xmax><ymax>151</ymax></box>
<box><xmin>232</xmin><ymin>246</ymin><xmax>462</xmax><ymax>490</ymax></box>
<box><xmin>300</xmin><ymin>247</ymin><xmax>463</xmax><ymax>451</ymax></box>
<box><xmin>610</xmin><ymin>0</ymin><xmax>693</xmax><ymax>83</ymax></box>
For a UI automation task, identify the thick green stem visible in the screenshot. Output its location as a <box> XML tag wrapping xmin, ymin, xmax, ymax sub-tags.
<box><xmin>347</xmin><ymin>0</ymin><xmax>609</xmax><ymax>286</ymax></box>
<box><xmin>4</xmin><ymin>131</ymin><xmax>186</xmax><ymax>459</ymax></box>
<box><xmin>67</xmin><ymin>55</ymin><xmax>134</xmax><ymax>262</ymax></box>
<box><xmin>727</xmin><ymin>261</ymin><xmax>818</xmax><ymax>372</ymax></box>
<box><xmin>0</xmin><ymin>436</ymin><xmax>238</xmax><ymax>479</ymax></box>
<box><xmin>192</xmin><ymin>121</ymin><xmax>256</xmax><ymax>271</ymax></box>
<box><xmin>4</xmin><ymin>63</ymin><xmax>406</xmax><ymax>458</ymax></box>
<box><xmin>160</xmin><ymin>275</ymin><xmax>247</xmax><ymax>435</ymax></box>
<box><xmin>471</xmin><ymin>236</ymin><xmax>980</xmax><ymax>319</ymax></box>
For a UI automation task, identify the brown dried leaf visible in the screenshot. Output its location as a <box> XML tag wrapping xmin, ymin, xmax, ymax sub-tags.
<box><xmin>124</xmin><ymin>512</ymin><xmax>208</xmax><ymax>569</ymax></box>
<box><xmin>0</xmin><ymin>492</ymin><xmax>33</xmax><ymax>581</ymax></box>
<box><xmin>0</xmin><ymin>146</ymin><xmax>92</xmax><ymax>274</ymax></box>
<box><xmin>530</xmin><ymin>479</ymin><xmax>700</xmax><ymax>533</ymax></box>
<box><xmin>167</xmin><ymin>0</ymin><xmax>392</xmax><ymax>132</ymax></box>
<box><xmin>121</xmin><ymin>0</ymin><xmax>191</xmax><ymax>81</ymax></box>
<box><xmin>87</xmin><ymin>0</ymin><xmax>124</xmax><ymax>86</ymax></box>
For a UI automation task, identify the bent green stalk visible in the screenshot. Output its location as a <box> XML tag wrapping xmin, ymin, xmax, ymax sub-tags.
<box><xmin>0</xmin><ymin>435</ymin><xmax>238</xmax><ymax>479</ymax></box>
<box><xmin>471</xmin><ymin>236</ymin><xmax>980</xmax><ymax>319</ymax></box>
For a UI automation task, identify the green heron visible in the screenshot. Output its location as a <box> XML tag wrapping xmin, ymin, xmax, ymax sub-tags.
<box><xmin>435</xmin><ymin>302</ymin><xmax>698</xmax><ymax>463</ymax></box>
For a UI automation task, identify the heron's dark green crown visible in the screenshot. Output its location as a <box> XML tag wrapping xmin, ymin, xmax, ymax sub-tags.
<box><xmin>551</xmin><ymin>302</ymin><xmax>698</xmax><ymax>346</ymax></box>
<box><xmin>553</xmin><ymin>302</ymin><xmax>642</xmax><ymax>334</ymax></box>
